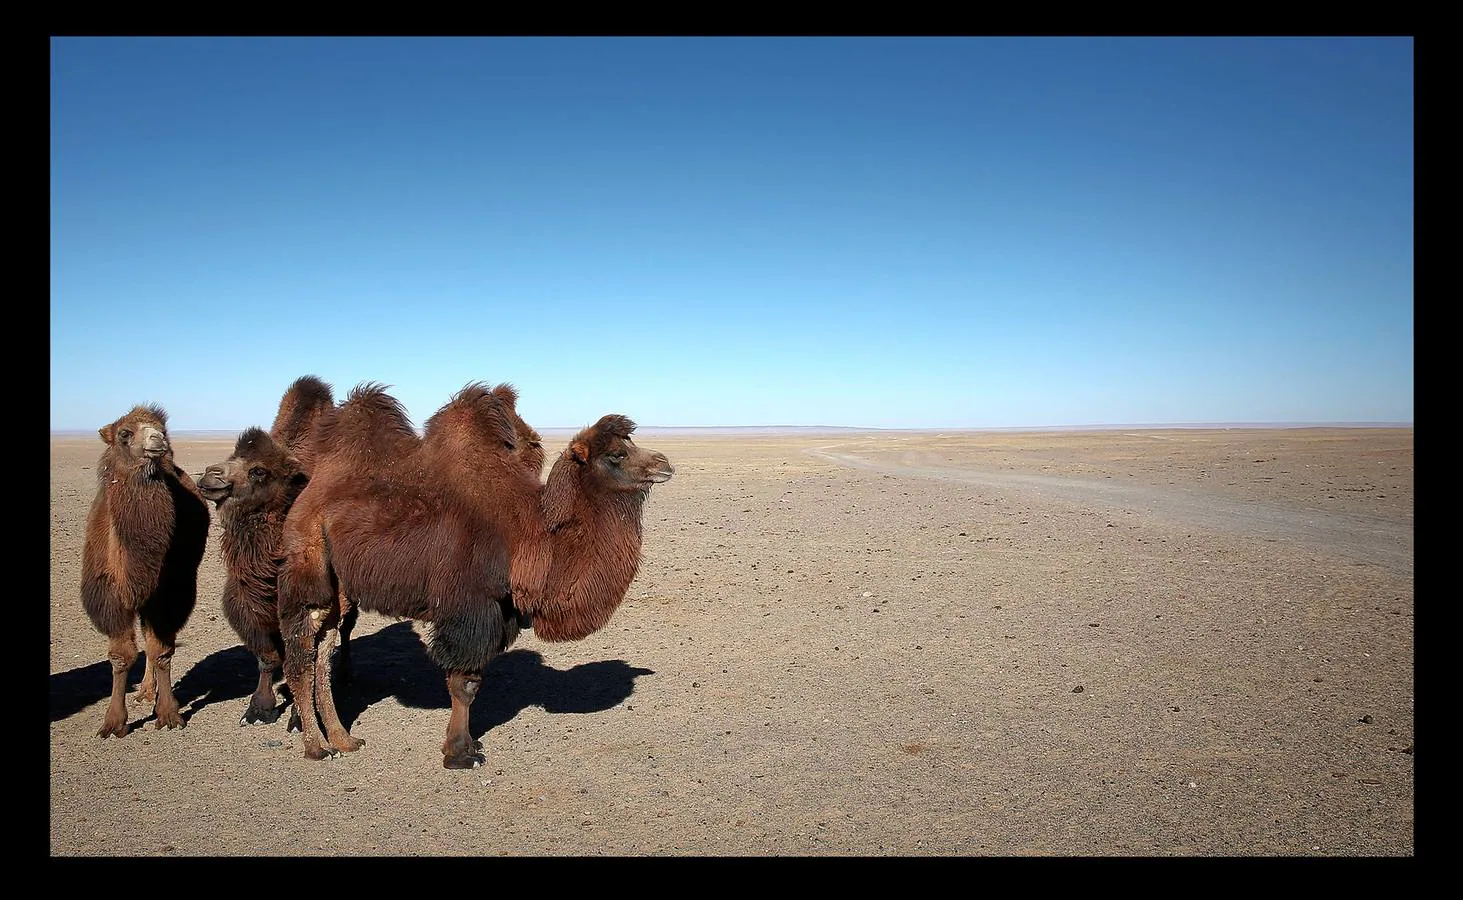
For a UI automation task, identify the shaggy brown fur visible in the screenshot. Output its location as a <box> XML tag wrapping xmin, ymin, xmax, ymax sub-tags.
<box><xmin>277</xmin><ymin>382</ymin><xmax>550</xmax><ymax>768</ymax></box>
<box><xmin>200</xmin><ymin>376</ymin><xmax>364</xmax><ymax>730</ymax></box>
<box><xmin>198</xmin><ymin>427</ymin><xmax>310</xmax><ymax>727</ymax></box>
<box><xmin>80</xmin><ymin>405</ymin><xmax>210</xmax><ymax>738</ymax></box>
<box><xmin>523</xmin><ymin>415</ymin><xmax>674</xmax><ymax>641</ymax></box>
<box><xmin>268</xmin><ymin>375</ymin><xmax>336</xmax><ymax>475</ymax></box>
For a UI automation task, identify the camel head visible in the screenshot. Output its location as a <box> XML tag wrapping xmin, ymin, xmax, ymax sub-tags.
<box><xmin>561</xmin><ymin>414</ymin><xmax>675</xmax><ymax>493</ymax></box>
<box><xmin>98</xmin><ymin>404</ymin><xmax>173</xmax><ymax>474</ymax></box>
<box><xmin>199</xmin><ymin>426</ymin><xmax>308</xmax><ymax>512</ymax></box>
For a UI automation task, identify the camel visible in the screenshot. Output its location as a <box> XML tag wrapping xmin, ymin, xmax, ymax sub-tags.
<box><xmin>198</xmin><ymin>426</ymin><xmax>311</xmax><ymax>727</ymax></box>
<box><xmin>199</xmin><ymin>376</ymin><xmax>354</xmax><ymax>729</ymax></box>
<box><xmin>278</xmin><ymin>384</ymin><xmax>672</xmax><ymax>769</ymax></box>
<box><xmin>277</xmin><ymin>382</ymin><xmax>550</xmax><ymax>768</ymax></box>
<box><xmin>80</xmin><ymin>404</ymin><xmax>210</xmax><ymax>738</ymax></box>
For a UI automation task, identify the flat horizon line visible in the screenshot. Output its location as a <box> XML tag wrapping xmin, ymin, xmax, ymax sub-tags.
<box><xmin>51</xmin><ymin>421</ymin><xmax>1414</xmax><ymax>438</ymax></box>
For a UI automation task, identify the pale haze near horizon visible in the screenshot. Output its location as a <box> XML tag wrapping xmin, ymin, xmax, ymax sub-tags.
<box><xmin>50</xmin><ymin>37</ymin><xmax>1414</xmax><ymax>433</ymax></box>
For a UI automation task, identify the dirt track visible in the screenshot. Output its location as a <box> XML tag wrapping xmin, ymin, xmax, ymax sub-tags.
<box><xmin>49</xmin><ymin>427</ymin><xmax>1413</xmax><ymax>857</ymax></box>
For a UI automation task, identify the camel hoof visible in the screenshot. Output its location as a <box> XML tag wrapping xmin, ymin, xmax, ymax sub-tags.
<box><xmin>97</xmin><ymin>722</ymin><xmax>129</xmax><ymax>739</ymax></box>
<box><xmin>241</xmin><ymin>705</ymin><xmax>282</xmax><ymax>726</ymax></box>
<box><xmin>443</xmin><ymin>750</ymin><xmax>485</xmax><ymax>770</ymax></box>
<box><xmin>330</xmin><ymin>736</ymin><xmax>365</xmax><ymax>754</ymax></box>
<box><xmin>304</xmin><ymin>746</ymin><xmax>338</xmax><ymax>761</ymax></box>
<box><xmin>154</xmin><ymin>714</ymin><xmax>185</xmax><ymax>730</ymax></box>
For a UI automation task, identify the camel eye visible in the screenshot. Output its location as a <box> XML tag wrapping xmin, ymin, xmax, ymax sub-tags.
<box><xmin>118</xmin><ymin>429</ymin><xmax>133</xmax><ymax>443</ymax></box>
<box><xmin>249</xmin><ymin>467</ymin><xmax>267</xmax><ymax>480</ymax></box>
<box><xmin>607</xmin><ymin>451</ymin><xmax>626</xmax><ymax>464</ymax></box>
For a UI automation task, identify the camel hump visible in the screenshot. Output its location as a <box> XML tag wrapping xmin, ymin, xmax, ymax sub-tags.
<box><xmin>269</xmin><ymin>375</ymin><xmax>336</xmax><ymax>473</ymax></box>
<box><xmin>314</xmin><ymin>382</ymin><xmax>419</xmax><ymax>464</ymax></box>
<box><xmin>276</xmin><ymin>376</ymin><xmax>334</xmax><ymax>416</ymax></box>
<box><xmin>424</xmin><ymin>382</ymin><xmax>520</xmax><ymax>449</ymax></box>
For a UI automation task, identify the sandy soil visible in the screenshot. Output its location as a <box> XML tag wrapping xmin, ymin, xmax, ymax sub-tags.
<box><xmin>48</xmin><ymin>427</ymin><xmax>1413</xmax><ymax>857</ymax></box>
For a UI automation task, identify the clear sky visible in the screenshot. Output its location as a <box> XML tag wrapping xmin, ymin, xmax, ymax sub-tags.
<box><xmin>50</xmin><ymin>37</ymin><xmax>1413</xmax><ymax>432</ymax></box>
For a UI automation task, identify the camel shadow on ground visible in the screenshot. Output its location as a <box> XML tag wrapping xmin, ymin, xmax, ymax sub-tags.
<box><xmin>51</xmin><ymin>621</ymin><xmax>654</xmax><ymax>744</ymax></box>
<box><xmin>49</xmin><ymin>655</ymin><xmax>151</xmax><ymax>723</ymax></box>
<box><xmin>328</xmin><ymin>622</ymin><xmax>653</xmax><ymax>741</ymax></box>
<box><xmin>51</xmin><ymin>645</ymin><xmax>264</xmax><ymax>730</ymax></box>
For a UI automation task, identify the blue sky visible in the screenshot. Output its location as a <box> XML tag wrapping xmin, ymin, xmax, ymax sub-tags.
<box><xmin>51</xmin><ymin>37</ymin><xmax>1413</xmax><ymax>432</ymax></box>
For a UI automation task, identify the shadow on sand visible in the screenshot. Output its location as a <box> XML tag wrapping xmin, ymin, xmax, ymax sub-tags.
<box><xmin>50</xmin><ymin>621</ymin><xmax>652</xmax><ymax>742</ymax></box>
<box><xmin>330</xmin><ymin>622</ymin><xmax>653</xmax><ymax>740</ymax></box>
<box><xmin>50</xmin><ymin>645</ymin><xmax>264</xmax><ymax>731</ymax></box>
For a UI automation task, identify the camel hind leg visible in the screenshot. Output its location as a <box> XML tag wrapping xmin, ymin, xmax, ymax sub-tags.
<box><xmin>287</xmin><ymin>587</ymin><xmax>352</xmax><ymax>733</ymax></box>
<box><xmin>315</xmin><ymin>624</ymin><xmax>364</xmax><ymax>754</ymax></box>
<box><xmin>282</xmin><ymin>606</ymin><xmax>335</xmax><ymax>760</ymax></box>
<box><xmin>278</xmin><ymin>530</ymin><xmax>344</xmax><ymax>760</ymax></box>
<box><xmin>98</xmin><ymin>629</ymin><xmax>140</xmax><ymax>738</ymax></box>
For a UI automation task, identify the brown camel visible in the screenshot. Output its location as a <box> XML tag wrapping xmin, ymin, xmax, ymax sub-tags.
<box><xmin>277</xmin><ymin>382</ymin><xmax>551</xmax><ymax>768</ymax></box>
<box><xmin>198</xmin><ymin>426</ymin><xmax>311</xmax><ymax>727</ymax></box>
<box><xmin>80</xmin><ymin>405</ymin><xmax>210</xmax><ymax>738</ymax></box>
<box><xmin>278</xmin><ymin>385</ymin><xmax>673</xmax><ymax>769</ymax></box>
<box><xmin>199</xmin><ymin>376</ymin><xmax>355</xmax><ymax>729</ymax></box>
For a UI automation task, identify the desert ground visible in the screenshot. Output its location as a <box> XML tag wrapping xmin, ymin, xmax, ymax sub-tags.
<box><xmin>48</xmin><ymin>426</ymin><xmax>1413</xmax><ymax>857</ymax></box>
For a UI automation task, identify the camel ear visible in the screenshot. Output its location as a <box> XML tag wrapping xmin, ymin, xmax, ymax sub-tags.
<box><xmin>98</xmin><ymin>423</ymin><xmax>115</xmax><ymax>445</ymax></box>
<box><xmin>568</xmin><ymin>440</ymin><xmax>590</xmax><ymax>464</ymax></box>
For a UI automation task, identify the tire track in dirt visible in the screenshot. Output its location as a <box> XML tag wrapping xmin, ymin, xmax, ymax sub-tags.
<box><xmin>805</xmin><ymin>442</ymin><xmax>1412</xmax><ymax>574</ymax></box>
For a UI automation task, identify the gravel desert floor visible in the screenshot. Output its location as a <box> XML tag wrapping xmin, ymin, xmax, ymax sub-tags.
<box><xmin>48</xmin><ymin>426</ymin><xmax>1414</xmax><ymax>857</ymax></box>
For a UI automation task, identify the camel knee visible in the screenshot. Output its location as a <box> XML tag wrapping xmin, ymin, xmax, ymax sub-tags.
<box><xmin>106</xmin><ymin>635</ymin><xmax>139</xmax><ymax>673</ymax></box>
<box><xmin>446</xmin><ymin>672</ymin><xmax>482</xmax><ymax>705</ymax></box>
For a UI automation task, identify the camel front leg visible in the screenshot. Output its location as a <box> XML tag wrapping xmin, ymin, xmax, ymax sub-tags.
<box><xmin>142</xmin><ymin>624</ymin><xmax>185</xmax><ymax>729</ymax></box>
<box><xmin>441</xmin><ymin>670</ymin><xmax>484</xmax><ymax>769</ymax></box>
<box><xmin>134</xmin><ymin>651</ymin><xmax>156</xmax><ymax>704</ymax></box>
<box><xmin>241</xmin><ymin>649</ymin><xmax>283</xmax><ymax>726</ymax></box>
<box><xmin>334</xmin><ymin>590</ymin><xmax>358</xmax><ymax>684</ymax></box>
<box><xmin>98</xmin><ymin>630</ymin><xmax>139</xmax><ymax>739</ymax></box>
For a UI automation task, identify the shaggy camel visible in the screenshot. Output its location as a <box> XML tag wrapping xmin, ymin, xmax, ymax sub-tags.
<box><xmin>200</xmin><ymin>376</ymin><xmax>352</xmax><ymax>729</ymax></box>
<box><xmin>279</xmin><ymin>386</ymin><xmax>673</xmax><ymax>768</ymax></box>
<box><xmin>198</xmin><ymin>427</ymin><xmax>312</xmax><ymax>726</ymax></box>
<box><xmin>277</xmin><ymin>382</ymin><xmax>552</xmax><ymax>768</ymax></box>
<box><xmin>80</xmin><ymin>405</ymin><xmax>210</xmax><ymax>738</ymax></box>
